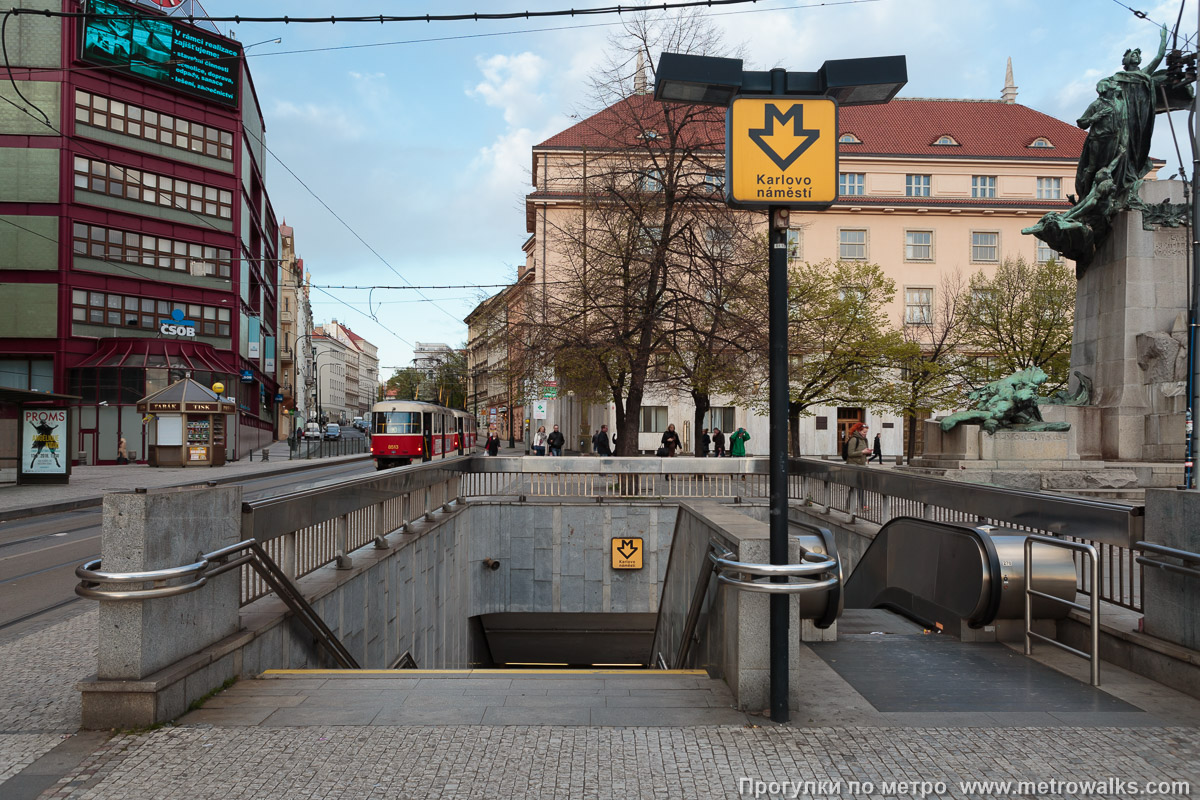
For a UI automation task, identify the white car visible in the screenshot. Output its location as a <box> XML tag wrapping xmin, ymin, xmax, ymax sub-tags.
<box><xmin>302</xmin><ymin>422</ymin><xmax>322</xmax><ymax>440</ymax></box>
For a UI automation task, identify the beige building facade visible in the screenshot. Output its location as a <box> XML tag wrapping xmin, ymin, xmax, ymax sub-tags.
<box><xmin>519</xmin><ymin>69</ymin><xmax>1115</xmax><ymax>456</ymax></box>
<box><xmin>276</xmin><ymin>223</ymin><xmax>314</xmax><ymax>437</ymax></box>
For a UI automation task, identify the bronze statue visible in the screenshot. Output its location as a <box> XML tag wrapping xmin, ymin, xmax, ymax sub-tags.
<box><xmin>940</xmin><ymin>367</ymin><xmax>1072</xmax><ymax>434</ymax></box>
<box><xmin>1023</xmin><ymin>27</ymin><xmax>1193</xmax><ymax>273</ymax></box>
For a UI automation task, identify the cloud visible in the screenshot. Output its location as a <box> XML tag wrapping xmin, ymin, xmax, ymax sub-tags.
<box><xmin>468</xmin><ymin>52</ymin><xmax>550</xmax><ymax>128</ymax></box>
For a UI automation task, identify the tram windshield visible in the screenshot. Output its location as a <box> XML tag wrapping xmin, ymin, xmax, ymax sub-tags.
<box><xmin>375</xmin><ymin>411</ymin><xmax>420</xmax><ymax>434</ymax></box>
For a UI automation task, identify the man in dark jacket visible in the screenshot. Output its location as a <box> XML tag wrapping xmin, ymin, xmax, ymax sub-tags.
<box><xmin>712</xmin><ymin>428</ymin><xmax>726</xmax><ymax>457</ymax></box>
<box><xmin>547</xmin><ymin>424</ymin><xmax>565</xmax><ymax>456</ymax></box>
<box><xmin>660</xmin><ymin>424</ymin><xmax>682</xmax><ymax>457</ymax></box>
<box><xmin>592</xmin><ymin>424</ymin><xmax>613</xmax><ymax>456</ymax></box>
<box><xmin>699</xmin><ymin>428</ymin><xmax>711</xmax><ymax>457</ymax></box>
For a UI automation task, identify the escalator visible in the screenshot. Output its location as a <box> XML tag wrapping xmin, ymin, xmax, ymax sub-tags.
<box><xmin>841</xmin><ymin>517</ymin><xmax>1078</xmax><ymax>635</ymax></box>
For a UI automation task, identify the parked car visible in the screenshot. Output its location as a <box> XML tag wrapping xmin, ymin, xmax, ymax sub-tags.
<box><xmin>352</xmin><ymin>416</ymin><xmax>366</xmax><ymax>432</ymax></box>
<box><xmin>324</xmin><ymin>423</ymin><xmax>341</xmax><ymax>440</ymax></box>
<box><xmin>302</xmin><ymin>422</ymin><xmax>322</xmax><ymax>440</ymax></box>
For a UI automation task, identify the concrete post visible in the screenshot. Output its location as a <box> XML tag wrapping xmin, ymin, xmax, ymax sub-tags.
<box><xmin>96</xmin><ymin>485</ymin><xmax>242</xmax><ymax>681</ymax></box>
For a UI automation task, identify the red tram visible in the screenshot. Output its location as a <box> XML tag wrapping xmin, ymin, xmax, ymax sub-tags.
<box><xmin>370</xmin><ymin>400</ymin><xmax>478</xmax><ymax>470</ymax></box>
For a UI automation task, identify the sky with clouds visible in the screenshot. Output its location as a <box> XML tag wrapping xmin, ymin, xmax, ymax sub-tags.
<box><xmin>196</xmin><ymin>0</ymin><xmax>1198</xmax><ymax>379</ymax></box>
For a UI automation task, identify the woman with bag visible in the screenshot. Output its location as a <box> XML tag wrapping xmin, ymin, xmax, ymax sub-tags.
<box><xmin>844</xmin><ymin>423</ymin><xmax>871</xmax><ymax>466</ymax></box>
<box><xmin>533</xmin><ymin>425</ymin><xmax>548</xmax><ymax>456</ymax></box>
<box><xmin>660</xmin><ymin>424</ymin><xmax>681</xmax><ymax>457</ymax></box>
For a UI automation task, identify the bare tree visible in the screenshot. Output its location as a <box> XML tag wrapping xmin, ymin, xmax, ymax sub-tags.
<box><xmin>533</xmin><ymin>13</ymin><xmax>739</xmax><ymax>455</ymax></box>
<box><xmin>892</xmin><ymin>270</ymin><xmax>971</xmax><ymax>460</ymax></box>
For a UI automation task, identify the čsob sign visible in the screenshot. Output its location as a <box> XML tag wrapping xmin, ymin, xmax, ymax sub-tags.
<box><xmin>160</xmin><ymin>309</ymin><xmax>197</xmax><ymax>337</ymax></box>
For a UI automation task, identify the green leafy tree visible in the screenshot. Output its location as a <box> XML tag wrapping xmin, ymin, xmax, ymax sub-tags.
<box><xmin>385</xmin><ymin>368</ymin><xmax>422</xmax><ymax>401</ymax></box>
<box><xmin>737</xmin><ymin>260</ymin><xmax>909</xmax><ymax>455</ymax></box>
<box><xmin>961</xmin><ymin>256</ymin><xmax>1075</xmax><ymax>394</ymax></box>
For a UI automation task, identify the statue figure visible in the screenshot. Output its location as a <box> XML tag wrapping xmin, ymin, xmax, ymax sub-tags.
<box><xmin>1023</xmin><ymin>27</ymin><xmax>1193</xmax><ymax>273</ymax></box>
<box><xmin>940</xmin><ymin>367</ymin><xmax>1072</xmax><ymax>434</ymax></box>
<box><xmin>1040</xmin><ymin>370</ymin><xmax>1093</xmax><ymax>406</ymax></box>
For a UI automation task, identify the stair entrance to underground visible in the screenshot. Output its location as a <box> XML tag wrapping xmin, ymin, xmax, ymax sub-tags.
<box><xmin>471</xmin><ymin>613</ymin><xmax>658</xmax><ymax>668</ymax></box>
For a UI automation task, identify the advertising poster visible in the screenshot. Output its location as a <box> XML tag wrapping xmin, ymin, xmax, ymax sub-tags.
<box><xmin>21</xmin><ymin>408</ymin><xmax>68</xmax><ymax>475</ymax></box>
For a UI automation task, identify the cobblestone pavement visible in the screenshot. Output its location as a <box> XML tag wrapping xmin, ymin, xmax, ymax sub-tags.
<box><xmin>32</xmin><ymin>724</ymin><xmax>1200</xmax><ymax>799</ymax></box>
<box><xmin>0</xmin><ymin>609</ymin><xmax>98</xmax><ymax>785</ymax></box>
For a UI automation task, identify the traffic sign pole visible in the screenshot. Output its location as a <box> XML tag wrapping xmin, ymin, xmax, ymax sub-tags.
<box><xmin>769</xmin><ymin>204</ymin><xmax>790</xmax><ymax>725</ymax></box>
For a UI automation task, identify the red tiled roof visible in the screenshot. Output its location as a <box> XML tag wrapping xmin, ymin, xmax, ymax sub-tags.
<box><xmin>536</xmin><ymin>96</ymin><xmax>1085</xmax><ymax>161</ymax></box>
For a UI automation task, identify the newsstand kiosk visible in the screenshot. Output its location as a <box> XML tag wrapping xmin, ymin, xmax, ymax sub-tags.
<box><xmin>137</xmin><ymin>379</ymin><xmax>235</xmax><ymax>467</ymax></box>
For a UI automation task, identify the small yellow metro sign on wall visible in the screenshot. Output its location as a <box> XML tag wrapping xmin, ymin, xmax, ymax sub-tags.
<box><xmin>611</xmin><ymin>537</ymin><xmax>643</xmax><ymax>570</ymax></box>
<box><xmin>726</xmin><ymin>96</ymin><xmax>837</xmax><ymax>209</ymax></box>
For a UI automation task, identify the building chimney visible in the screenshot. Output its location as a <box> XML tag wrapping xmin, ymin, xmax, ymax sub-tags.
<box><xmin>634</xmin><ymin>47</ymin><xmax>648</xmax><ymax>95</ymax></box>
<box><xmin>1001</xmin><ymin>57</ymin><xmax>1018</xmax><ymax>104</ymax></box>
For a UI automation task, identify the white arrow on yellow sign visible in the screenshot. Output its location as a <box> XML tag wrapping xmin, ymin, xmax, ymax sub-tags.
<box><xmin>726</xmin><ymin>96</ymin><xmax>838</xmax><ymax>209</ymax></box>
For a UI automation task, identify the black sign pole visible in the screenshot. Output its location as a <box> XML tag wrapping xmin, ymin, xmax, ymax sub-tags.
<box><xmin>768</xmin><ymin>203</ymin><xmax>790</xmax><ymax>724</ymax></box>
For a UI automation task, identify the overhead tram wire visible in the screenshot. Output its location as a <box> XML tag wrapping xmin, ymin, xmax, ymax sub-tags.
<box><xmin>9</xmin><ymin>0</ymin><xmax>823</xmax><ymax>25</ymax></box>
<box><xmin>2</xmin><ymin>0</ymin><xmax>878</xmax><ymax>84</ymax></box>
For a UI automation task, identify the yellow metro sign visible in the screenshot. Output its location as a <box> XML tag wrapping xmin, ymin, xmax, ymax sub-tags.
<box><xmin>611</xmin><ymin>537</ymin><xmax>643</xmax><ymax>570</ymax></box>
<box><xmin>727</xmin><ymin>97</ymin><xmax>838</xmax><ymax>208</ymax></box>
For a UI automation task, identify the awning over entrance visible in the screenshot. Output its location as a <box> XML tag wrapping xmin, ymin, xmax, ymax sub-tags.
<box><xmin>0</xmin><ymin>388</ymin><xmax>81</xmax><ymax>404</ymax></box>
<box><xmin>75</xmin><ymin>338</ymin><xmax>231</xmax><ymax>374</ymax></box>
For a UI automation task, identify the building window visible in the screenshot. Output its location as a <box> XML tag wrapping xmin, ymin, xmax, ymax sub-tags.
<box><xmin>705</xmin><ymin>226</ymin><xmax>733</xmax><ymax>259</ymax></box>
<box><xmin>905</xmin><ymin>174</ymin><xmax>930</xmax><ymax>197</ymax></box>
<box><xmin>838</xmin><ymin>132</ymin><xmax>861</xmax><ymax>144</ymax></box>
<box><xmin>639</xmin><ymin>169</ymin><xmax>663</xmax><ymax>192</ymax></box>
<box><xmin>971</xmin><ymin>175</ymin><xmax>997</xmax><ymax>198</ymax></box>
<box><xmin>1036</xmin><ymin>240</ymin><xmax>1058</xmax><ymax>264</ymax></box>
<box><xmin>839</xmin><ymin>172</ymin><xmax>865</xmax><ymax>196</ymax></box>
<box><xmin>1036</xmin><ymin>177</ymin><xmax>1062</xmax><ymax>200</ymax></box>
<box><xmin>786</xmin><ymin>228</ymin><xmax>803</xmax><ymax>261</ymax></box>
<box><xmin>905</xmin><ymin>287</ymin><xmax>933</xmax><ymax>325</ymax></box>
<box><xmin>72</xmin><ymin>222</ymin><xmax>232</xmax><ymax>278</ymax></box>
<box><xmin>905</xmin><ymin>230</ymin><xmax>933</xmax><ymax>261</ymax></box>
<box><xmin>702</xmin><ymin>407</ymin><xmax>735</xmax><ymax>432</ymax></box>
<box><xmin>0</xmin><ymin>358</ymin><xmax>53</xmax><ymax>391</ymax></box>
<box><xmin>932</xmin><ymin>134</ymin><xmax>959</xmax><ymax>146</ymax></box>
<box><xmin>839</xmin><ymin>229</ymin><xmax>867</xmax><ymax>260</ymax></box>
<box><xmin>971</xmin><ymin>231</ymin><xmax>999</xmax><ymax>262</ymax></box>
<box><xmin>1028</xmin><ymin>137</ymin><xmax>1054</xmax><ymax>148</ymax></box>
<box><xmin>639</xmin><ymin>405</ymin><xmax>668</xmax><ymax>433</ymax></box>
<box><xmin>73</xmin><ymin>156</ymin><xmax>233</xmax><ymax>220</ymax></box>
<box><xmin>704</xmin><ymin>170</ymin><xmax>724</xmax><ymax>193</ymax></box>
<box><xmin>74</xmin><ymin>90</ymin><xmax>233</xmax><ymax>162</ymax></box>
<box><xmin>71</xmin><ymin>290</ymin><xmax>230</xmax><ymax>336</ymax></box>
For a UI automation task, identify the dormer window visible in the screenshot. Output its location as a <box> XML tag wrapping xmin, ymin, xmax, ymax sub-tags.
<box><xmin>1028</xmin><ymin>137</ymin><xmax>1054</xmax><ymax>148</ymax></box>
<box><xmin>838</xmin><ymin>132</ymin><xmax>862</xmax><ymax>144</ymax></box>
<box><xmin>932</xmin><ymin>134</ymin><xmax>959</xmax><ymax>146</ymax></box>
<box><xmin>640</xmin><ymin>130</ymin><xmax>660</xmax><ymax>140</ymax></box>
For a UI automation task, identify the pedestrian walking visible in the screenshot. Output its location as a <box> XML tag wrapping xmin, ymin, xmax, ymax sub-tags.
<box><xmin>712</xmin><ymin>428</ymin><xmax>726</xmax><ymax>457</ymax></box>
<box><xmin>844</xmin><ymin>423</ymin><xmax>870</xmax><ymax>466</ymax></box>
<box><xmin>116</xmin><ymin>437</ymin><xmax>129</xmax><ymax>465</ymax></box>
<box><xmin>547</xmin><ymin>424</ymin><xmax>565</xmax><ymax>456</ymax></box>
<box><xmin>660</xmin><ymin>424</ymin><xmax>681</xmax><ymax>457</ymax></box>
<box><xmin>485</xmin><ymin>429</ymin><xmax>501</xmax><ymax>456</ymax></box>
<box><xmin>533</xmin><ymin>425</ymin><xmax>548</xmax><ymax>456</ymax></box>
<box><xmin>730</xmin><ymin>427</ymin><xmax>750</xmax><ymax>457</ymax></box>
<box><xmin>699</xmin><ymin>428</ymin><xmax>711</xmax><ymax>457</ymax></box>
<box><xmin>869</xmin><ymin>432</ymin><xmax>884</xmax><ymax>464</ymax></box>
<box><xmin>592</xmin><ymin>424</ymin><xmax>614</xmax><ymax>456</ymax></box>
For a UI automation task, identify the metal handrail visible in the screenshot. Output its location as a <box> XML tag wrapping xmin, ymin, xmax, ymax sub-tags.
<box><xmin>1024</xmin><ymin>534</ymin><xmax>1100</xmax><ymax>686</ymax></box>
<box><xmin>75</xmin><ymin>539</ymin><xmax>359</xmax><ymax>669</ymax></box>
<box><xmin>1134</xmin><ymin>540</ymin><xmax>1200</xmax><ymax>579</ymax></box>
<box><xmin>708</xmin><ymin>544</ymin><xmax>839</xmax><ymax>595</ymax></box>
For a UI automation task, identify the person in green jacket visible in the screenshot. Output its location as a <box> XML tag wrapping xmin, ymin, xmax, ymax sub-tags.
<box><xmin>844</xmin><ymin>422</ymin><xmax>870</xmax><ymax>465</ymax></box>
<box><xmin>730</xmin><ymin>427</ymin><xmax>750</xmax><ymax>457</ymax></box>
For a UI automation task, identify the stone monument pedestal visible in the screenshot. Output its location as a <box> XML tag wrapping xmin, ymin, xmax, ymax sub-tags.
<box><xmin>1073</xmin><ymin>180</ymin><xmax>1189</xmax><ymax>462</ymax></box>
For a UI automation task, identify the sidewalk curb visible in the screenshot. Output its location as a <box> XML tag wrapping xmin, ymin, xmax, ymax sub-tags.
<box><xmin>0</xmin><ymin>453</ymin><xmax>371</xmax><ymax>523</ymax></box>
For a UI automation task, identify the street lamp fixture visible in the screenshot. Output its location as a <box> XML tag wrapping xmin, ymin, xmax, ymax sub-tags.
<box><xmin>653</xmin><ymin>50</ymin><xmax>906</xmax><ymax>727</ymax></box>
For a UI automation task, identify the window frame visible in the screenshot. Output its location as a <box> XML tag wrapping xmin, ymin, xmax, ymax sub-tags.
<box><xmin>72</xmin><ymin>222</ymin><xmax>232</xmax><ymax>278</ymax></box>
<box><xmin>905</xmin><ymin>174</ymin><xmax>931</xmax><ymax>197</ymax></box>
<box><xmin>639</xmin><ymin>405</ymin><xmax>668</xmax><ymax>434</ymax></box>
<box><xmin>786</xmin><ymin>228</ymin><xmax>803</xmax><ymax>262</ymax></box>
<box><xmin>904</xmin><ymin>229</ymin><xmax>933</xmax><ymax>262</ymax></box>
<box><xmin>971</xmin><ymin>175</ymin><xmax>997</xmax><ymax>199</ymax></box>
<box><xmin>904</xmin><ymin>286</ymin><xmax>934</xmax><ymax>326</ymax></box>
<box><xmin>970</xmin><ymin>230</ymin><xmax>1000</xmax><ymax>263</ymax></box>
<box><xmin>74</xmin><ymin>89</ymin><xmax>234</xmax><ymax>162</ymax></box>
<box><xmin>1036</xmin><ymin>176</ymin><xmax>1062</xmax><ymax>200</ymax></box>
<box><xmin>838</xmin><ymin>172</ymin><xmax>865</xmax><ymax>196</ymax></box>
<box><xmin>72</xmin><ymin>156</ymin><xmax>233</xmax><ymax>220</ymax></box>
<box><xmin>838</xmin><ymin>228</ymin><xmax>867</xmax><ymax>261</ymax></box>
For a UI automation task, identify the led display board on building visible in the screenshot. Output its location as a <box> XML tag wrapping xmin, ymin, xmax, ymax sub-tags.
<box><xmin>79</xmin><ymin>0</ymin><xmax>240</xmax><ymax>108</ymax></box>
